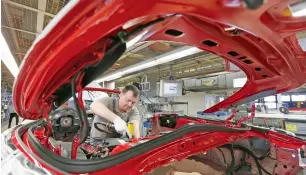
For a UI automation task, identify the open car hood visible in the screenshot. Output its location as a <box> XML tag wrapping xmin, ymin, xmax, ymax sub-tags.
<box><xmin>13</xmin><ymin>0</ymin><xmax>306</xmax><ymax>119</ymax></box>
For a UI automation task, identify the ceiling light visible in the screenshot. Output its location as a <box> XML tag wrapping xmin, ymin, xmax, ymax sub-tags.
<box><xmin>96</xmin><ymin>72</ymin><xmax>123</xmax><ymax>82</ymax></box>
<box><xmin>122</xmin><ymin>61</ymin><xmax>155</xmax><ymax>74</ymax></box>
<box><xmin>155</xmin><ymin>47</ymin><xmax>201</xmax><ymax>64</ymax></box>
<box><xmin>289</xmin><ymin>1</ymin><xmax>306</xmax><ymax>17</ymax></box>
<box><xmin>0</xmin><ymin>34</ymin><xmax>19</xmax><ymax>78</ymax></box>
<box><xmin>95</xmin><ymin>46</ymin><xmax>202</xmax><ymax>82</ymax></box>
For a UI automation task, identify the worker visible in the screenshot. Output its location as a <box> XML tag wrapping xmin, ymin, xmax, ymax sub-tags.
<box><xmin>90</xmin><ymin>85</ymin><xmax>140</xmax><ymax>145</ymax></box>
<box><xmin>8</xmin><ymin>101</ymin><xmax>19</xmax><ymax>128</ymax></box>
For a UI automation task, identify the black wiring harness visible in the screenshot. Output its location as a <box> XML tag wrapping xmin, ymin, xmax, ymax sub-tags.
<box><xmin>220</xmin><ymin>144</ymin><xmax>273</xmax><ymax>175</ymax></box>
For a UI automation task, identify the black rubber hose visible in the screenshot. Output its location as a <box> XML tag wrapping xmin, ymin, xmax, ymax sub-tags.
<box><xmin>94</xmin><ymin>122</ymin><xmax>114</xmax><ymax>134</ymax></box>
<box><xmin>227</xmin><ymin>144</ymin><xmax>273</xmax><ymax>175</ymax></box>
<box><xmin>257</xmin><ymin>149</ymin><xmax>270</xmax><ymax>160</ymax></box>
<box><xmin>216</xmin><ymin>147</ymin><xmax>227</xmax><ymax>165</ymax></box>
<box><xmin>221</xmin><ymin>145</ymin><xmax>235</xmax><ymax>175</ymax></box>
<box><xmin>71</xmin><ymin>72</ymin><xmax>89</xmax><ymax>144</ymax></box>
<box><xmin>27</xmin><ymin>122</ymin><xmax>250</xmax><ymax>173</ymax></box>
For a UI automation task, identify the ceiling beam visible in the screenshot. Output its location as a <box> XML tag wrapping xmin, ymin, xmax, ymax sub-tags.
<box><xmin>118</xmin><ymin>61</ymin><xmax>225</xmax><ymax>83</ymax></box>
<box><xmin>115</xmin><ymin>67</ymin><xmax>226</xmax><ymax>87</ymax></box>
<box><xmin>2</xmin><ymin>3</ymin><xmax>23</xmax><ymax>66</ymax></box>
<box><xmin>2</xmin><ymin>0</ymin><xmax>55</xmax><ymax>18</ymax></box>
<box><xmin>11</xmin><ymin>52</ymin><xmax>26</xmax><ymax>55</ymax></box>
<box><xmin>119</xmin><ymin>41</ymin><xmax>155</xmax><ymax>60</ymax></box>
<box><xmin>1</xmin><ymin>25</ymin><xmax>38</xmax><ymax>35</ymax></box>
<box><xmin>36</xmin><ymin>0</ymin><xmax>47</xmax><ymax>35</ymax></box>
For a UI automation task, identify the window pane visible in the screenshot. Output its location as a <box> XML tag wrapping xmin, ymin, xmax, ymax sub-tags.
<box><xmin>281</xmin><ymin>95</ymin><xmax>290</xmax><ymax>101</ymax></box>
<box><xmin>264</xmin><ymin>96</ymin><xmax>276</xmax><ymax>102</ymax></box>
<box><xmin>291</xmin><ymin>95</ymin><xmax>306</xmax><ymax>101</ymax></box>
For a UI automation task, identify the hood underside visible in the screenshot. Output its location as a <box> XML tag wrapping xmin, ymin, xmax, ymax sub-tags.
<box><xmin>13</xmin><ymin>0</ymin><xmax>306</xmax><ymax>119</ymax></box>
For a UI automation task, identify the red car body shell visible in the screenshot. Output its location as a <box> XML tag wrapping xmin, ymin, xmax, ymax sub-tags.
<box><xmin>11</xmin><ymin>115</ymin><xmax>306</xmax><ymax>174</ymax></box>
<box><xmin>10</xmin><ymin>0</ymin><xmax>306</xmax><ymax>174</ymax></box>
<box><xmin>13</xmin><ymin>0</ymin><xmax>306</xmax><ymax>119</ymax></box>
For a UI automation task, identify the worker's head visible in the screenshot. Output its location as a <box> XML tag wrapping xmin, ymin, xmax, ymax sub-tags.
<box><xmin>118</xmin><ymin>85</ymin><xmax>140</xmax><ymax>113</ymax></box>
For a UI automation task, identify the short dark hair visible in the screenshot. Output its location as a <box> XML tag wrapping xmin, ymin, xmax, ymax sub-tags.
<box><xmin>122</xmin><ymin>85</ymin><xmax>140</xmax><ymax>97</ymax></box>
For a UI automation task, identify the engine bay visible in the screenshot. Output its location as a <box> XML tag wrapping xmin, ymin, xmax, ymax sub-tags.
<box><xmin>30</xmin><ymin>107</ymin><xmax>305</xmax><ymax>175</ymax></box>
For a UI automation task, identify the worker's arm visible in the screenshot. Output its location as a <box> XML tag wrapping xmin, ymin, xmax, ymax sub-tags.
<box><xmin>129</xmin><ymin>108</ymin><xmax>141</xmax><ymax>139</ymax></box>
<box><xmin>90</xmin><ymin>98</ymin><xmax>128</xmax><ymax>133</ymax></box>
<box><xmin>90</xmin><ymin>99</ymin><xmax>119</xmax><ymax>122</ymax></box>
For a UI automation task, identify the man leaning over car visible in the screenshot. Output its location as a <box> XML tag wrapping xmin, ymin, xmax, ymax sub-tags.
<box><xmin>89</xmin><ymin>85</ymin><xmax>141</xmax><ymax>145</ymax></box>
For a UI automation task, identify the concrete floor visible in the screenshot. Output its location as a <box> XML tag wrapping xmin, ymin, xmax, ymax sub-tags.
<box><xmin>1</xmin><ymin>117</ymin><xmax>18</xmax><ymax>133</ymax></box>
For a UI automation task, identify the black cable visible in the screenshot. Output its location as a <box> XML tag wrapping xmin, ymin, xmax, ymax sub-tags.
<box><xmin>234</xmin><ymin>151</ymin><xmax>248</xmax><ymax>172</ymax></box>
<box><xmin>71</xmin><ymin>73</ymin><xmax>89</xmax><ymax>145</ymax></box>
<box><xmin>221</xmin><ymin>144</ymin><xmax>235</xmax><ymax>175</ymax></box>
<box><xmin>87</xmin><ymin>91</ymin><xmax>94</xmax><ymax>101</ymax></box>
<box><xmin>94</xmin><ymin>122</ymin><xmax>114</xmax><ymax>134</ymax></box>
<box><xmin>141</xmin><ymin>100</ymin><xmax>149</xmax><ymax>112</ymax></box>
<box><xmin>257</xmin><ymin>149</ymin><xmax>270</xmax><ymax>160</ymax></box>
<box><xmin>228</xmin><ymin>144</ymin><xmax>273</xmax><ymax>175</ymax></box>
<box><xmin>217</xmin><ymin>147</ymin><xmax>227</xmax><ymax>165</ymax></box>
<box><xmin>141</xmin><ymin>91</ymin><xmax>154</xmax><ymax>104</ymax></box>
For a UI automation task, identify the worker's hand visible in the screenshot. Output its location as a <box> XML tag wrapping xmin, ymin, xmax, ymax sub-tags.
<box><xmin>113</xmin><ymin>117</ymin><xmax>128</xmax><ymax>134</ymax></box>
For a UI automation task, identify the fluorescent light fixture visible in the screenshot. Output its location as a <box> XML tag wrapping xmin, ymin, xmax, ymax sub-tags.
<box><xmin>289</xmin><ymin>1</ymin><xmax>306</xmax><ymax>17</ymax></box>
<box><xmin>156</xmin><ymin>47</ymin><xmax>201</xmax><ymax>64</ymax></box>
<box><xmin>95</xmin><ymin>46</ymin><xmax>202</xmax><ymax>83</ymax></box>
<box><xmin>126</xmin><ymin>30</ymin><xmax>148</xmax><ymax>49</ymax></box>
<box><xmin>97</xmin><ymin>72</ymin><xmax>123</xmax><ymax>82</ymax></box>
<box><xmin>0</xmin><ymin>34</ymin><xmax>19</xmax><ymax>78</ymax></box>
<box><xmin>122</xmin><ymin>61</ymin><xmax>154</xmax><ymax>74</ymax></box>
<box><xmin>233</xmin><ymin>77</ymin><xmax>247</xmax><ymax>88</ymax></box>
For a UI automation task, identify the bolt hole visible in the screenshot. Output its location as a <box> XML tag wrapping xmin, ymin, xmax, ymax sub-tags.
<box><xmin>228</xmin><ymin>51</ymin><xmax>239</xmax><ymax>56</ymax></box>
<box><xmin>292</xmin><ymin>166</ymin><xmax>295</xmax><ymax>168</ymax></box>
<box><xmin>238</xmin><ymin>56</ymin><xmax>247</xmax><ymax>60</ymax></box>
<box><xmin>165</xmin><ymin>29</ymin><xmax>184</xmax><ymax>37</ymax></box>
<box><xmin>202</xmin><ymin>40</ymin><xmax>218</xmax><ymax>47</ymax></box>
<box><xmin>243</xmin><ymin>60</ymin><xmax>253</xmax><ymax>64</ymax></box>
<box><xmin>262</xmin><ymin>75</ymin><xmax>268</xmax><ymax>78</ymax></box>
<box><xmin>255</xmin><ymin>68</ymin><xmax>261</xmax><ymax>71</ymax></box>
<box><xmin>284</xmin><ymin>165</ymin><xmax>287</xmax><ymax>169</ymax></box>
<box><xmin>193</xmin><ymin>141</ymin><xmax>196</xmax><ymax>145</ymax></box>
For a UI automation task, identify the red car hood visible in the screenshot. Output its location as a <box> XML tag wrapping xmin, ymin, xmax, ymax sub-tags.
<box><xmin>13</xmin><ymin>0</ymin><xmax>306</xmax><ymax>119</ymax></box>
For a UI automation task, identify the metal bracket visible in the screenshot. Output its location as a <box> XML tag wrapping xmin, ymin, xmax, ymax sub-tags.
<box><xmin>237</xmin><ymin>102</ymin><xmax>255</xmax><ymax>126</ymax></box>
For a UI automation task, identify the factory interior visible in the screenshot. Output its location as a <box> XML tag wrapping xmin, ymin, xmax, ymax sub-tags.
<box><xmin>1</xmin><ymin>0</ymin><xmax>306</xmax><ymax>175</ymax></box>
